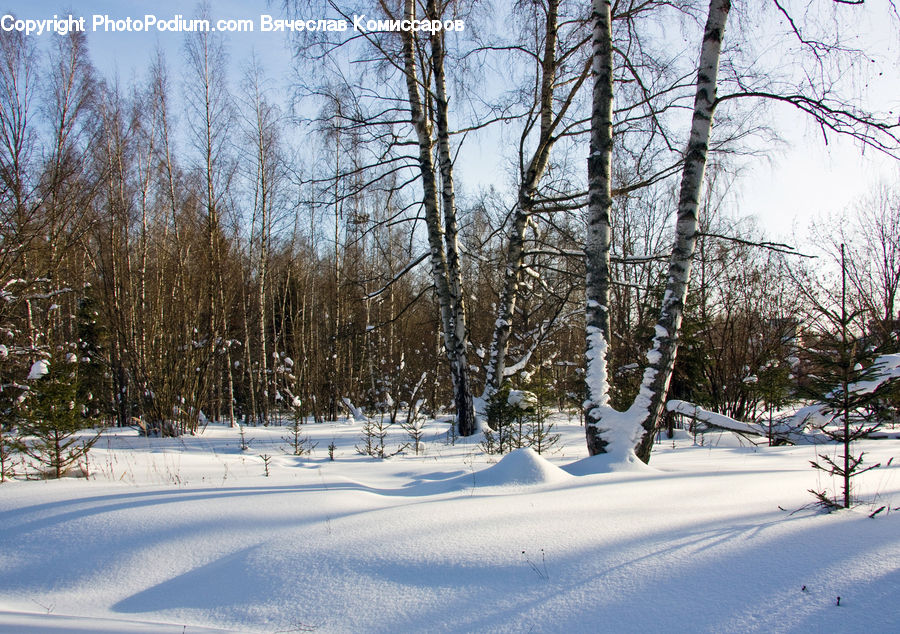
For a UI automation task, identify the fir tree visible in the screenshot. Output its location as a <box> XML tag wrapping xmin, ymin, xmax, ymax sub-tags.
<box><xmin>806</xmin><ymin>245</ymin><xmax>883</xmax><ymax>509</ymax></box>
<box><xmin>75</xmin><ymin>295</ymin><xmax>108</xmax><ymax>422</ymax></box>
<box><xmin>18</xmin><ymin>352</ymin><xmax>101</xmax><ymax>478</ymax></box>
<box><xmin>0</xmin><ymin>420</ymin><xmax>17</xmax><ymax>482</ymax></box>
<box><xmin>753</xmin><ymin>360</ymin><xmax>794</xmax><ymax>446</ymax></box>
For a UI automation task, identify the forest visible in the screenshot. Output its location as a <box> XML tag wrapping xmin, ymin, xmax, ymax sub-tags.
<box><xmin>3</xmin><ymin>1</ymin><xmax>900</xmax><ymax>631</ymax></box>
<box><xmin>0</xmin><ymin>0</ymin><xmax>898</xmax><ymax>471</ymax></box>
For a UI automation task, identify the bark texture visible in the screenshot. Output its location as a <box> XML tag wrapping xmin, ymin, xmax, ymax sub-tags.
<box><xmin>631</xmin><ymin>0</ymin><xmax>730</xmax><ymax>462</ymax></box>
<box><xmin>401</xmin><ymin>0</ymin><xmax>475</xmax><ymax>435</ymax></box>
<box><xmin>584</xmin><ymin>0</ymin><xmax>615</xmax><ymax>456</ymax></box>
<box><xmin>483</xmin><ymin>0</ymin><xmax>589</xmax><ymax>404</ymax></box>
<box><xmin>585</xmin><ymin>0</ymin><xmax>731</xmax><ymax>461</ymax></box>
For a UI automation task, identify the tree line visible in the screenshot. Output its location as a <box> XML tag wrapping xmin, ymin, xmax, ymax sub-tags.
<box><xmin>0</xmin><ymin>0</ymin><xmax>898</xmax><ymax>466</ymax></box>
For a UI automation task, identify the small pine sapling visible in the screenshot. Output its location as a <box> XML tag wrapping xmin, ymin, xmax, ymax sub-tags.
<box><xmin>356</xmin><ymin>413</ymin><xmax>405</xmax><ymax>459</ymax></box>
<box><xmin>525</xmin><ymin>383</ymin><xmax>560</xmax><ymax>455</ymax></box>
<box><xmin>806</xmin><ymin>245</ymin><xmax>885</xmax><ymax>509</ymax></box>
<box><xmin>283</xmin><ymin>420</ymin><xmax>317</xmax><ymax>456</ymax></box>
<box><xmin>483</xmin><ymin>385</ymin><xmax>516</xmax><ymax>455</ymax></box>
<box><xmin>752</xmin><ymin>360</ymin><xmax>794</xmax><ymax>446</ymax></box>
<box><xmin>400</xmin><ymin>399</ymin><xmax>426</xmax><ymax>455</ymax></box>
<box><xmin>238</xmin><ymin>420</ymin><xmax>252</xmax><ymax>451</ymax></box>
<box><xmin>18</xmin><ymin>352</ymin><xmax>101</xmax><ymax>478</ymax></box>
<box><xmin>259</xmin><ymin>453</ymin><xmax>272</xmax><ymax>477</ymax></box>
<box><xmin>282</xmin><ymin>394</ymin><xmax>317</xmax><ymax>456</ymax></box>
<box><xmin>445</xmin><ymin>416</ymin><xmax>459</xmax><ymax>446</ymax></box>
<box><xmin>508</xmin><ymin>391</ymin><xmax>533</xmax><ymax>451</ymax></box>
<box><xmin>399</xmin><ymin>372</ymin><xmax>429</xmax><ymax>455</ymax></box>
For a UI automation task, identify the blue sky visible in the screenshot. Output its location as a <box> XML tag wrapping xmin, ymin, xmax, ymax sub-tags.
<box><xmin>6</xmin><ymin>0</ymin><xmax>899</xmax><ymax>243</ymax></box>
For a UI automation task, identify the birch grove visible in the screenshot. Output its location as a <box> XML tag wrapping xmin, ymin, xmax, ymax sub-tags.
<box><xmin>0</xmin><ymin>2</ymin><xmax>896</xmax><ymax>460</ymax></box>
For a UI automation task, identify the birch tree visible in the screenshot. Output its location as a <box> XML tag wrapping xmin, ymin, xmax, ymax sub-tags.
<box><xmin>241</xmin><ymin>60</ymin><xmax>287</xmax><ymax>424</ymax></box>
<box><xmin>0</xmin><ymin>28</ymin><xmax>37</xmax><ymax>285</ymax></box>
<box><xmin>584</xmin><ymin>0</ymin><xmax>900</xmax><ymax>463</ymax></box>
<box><xmin>584</xmin><ymin>0</ymin><xmax>731</xmax><ymax>463</ymax></box>
<box><xmin>185</xmin><ymin>19</ymin><xmax>237</xmax><ymax>425</ymax></box>
<box><xmin>398</xmin><ymin>0</ymin><xmax>476</xmax><ymax>435</ymax></box>
<box><xmin>481</xmin><ymin>0</ymin><xmax>591</xmax><ymax>405</ymax></box>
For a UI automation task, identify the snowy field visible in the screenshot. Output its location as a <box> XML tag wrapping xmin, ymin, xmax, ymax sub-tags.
<box><xmin>1</xmin><ymin>415</ymin><xmax>899</xmax><ymax>633</ymax></box>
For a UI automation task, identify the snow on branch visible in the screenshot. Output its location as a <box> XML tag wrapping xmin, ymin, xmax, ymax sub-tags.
<box><xmin>341</xmin><ymin>397</ymin><xmax>369</xmax><ymax>423</ymax></box>
<box><xmin>666</xmin><ymin>400</ymin><xmax>819</xmax><ymax>445</ymax></box>
<box><xmin>849</xmin><ymin>353</ymin><xmax>900</xmax><ymax>397</ymax></box>
<box><xmin>667</xmin><ymin>400</ymin><xmax>758</xmax><ymax>434</ymax></box>
<box><xmin>667</xmin><ymin>356</ymin><xmax>900</xmax><ymax>445</ymax></box>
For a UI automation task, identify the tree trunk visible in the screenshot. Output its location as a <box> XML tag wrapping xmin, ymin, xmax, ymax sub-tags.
<box><xmin>482</xmin><ymin>0</ymin><xmax>563</xmax><ymax>406</ymax></box>
<box><xmin>584</xmin><ymin>0</ymin><xmax>616</xmax><ymax>456</ymax></box>
<box><xmin>631</xmin><ymin>0</ymin><xmax>730</xmax><ymax>463</ymax></box>
<box><xmin>401</xmin><ymin>0</ymin><xmax>475</xmax><ymax>436</ymax></box>
<box><xmin>586</xmin><ymin>0</ymin><xmax>731</xmax><ymax>463</ymax></box>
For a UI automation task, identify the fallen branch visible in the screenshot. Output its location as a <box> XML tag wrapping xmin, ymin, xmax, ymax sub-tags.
<box><xmin>666</xmin><ymin>400</ymin><xmax>822</xmax><ymax>444</ymax></box>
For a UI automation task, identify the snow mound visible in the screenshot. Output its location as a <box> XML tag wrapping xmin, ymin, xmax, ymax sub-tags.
<box><xmin>473</xmin><ymin>447</ymin><xmax>570</xmax><ymax>487</ymax></box>
<box><xmin>564</xmin><ymin>451</ymin><xmax>656</xmax><ymax>475</ymax></box>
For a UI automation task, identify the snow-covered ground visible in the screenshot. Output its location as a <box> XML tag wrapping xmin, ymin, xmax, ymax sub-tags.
<box><xmin>1</xmin><ymin>415</ymin><xmax>899</xmax><ymax>633</ymax></box>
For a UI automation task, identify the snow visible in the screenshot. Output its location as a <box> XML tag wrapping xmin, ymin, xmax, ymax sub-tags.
<box><xmin>584</xmin><ymin>325</ymin><xmax>609</xmax><ymax>409</ymax></box>
<box><xmin>1</xmin><ymin>418</ymin><xmax>899</xmax><ymax>633</ymax></box>
<box><xmin>668</xmin><ymin>399</ymin><xmax>764</xmax><ymax>436</ymax></box>
<box><xmin>852</xmin><ymin>353</ymin><xmax>900</xmax><ymax>396</ymax></box>
<box><xmin>341</xmin><ymin>397</ymin><xmax>368</xmax><ymax>422</ymax></box>
<box><xmin>774</xmin><ymin>354</ymin><xmax>900</xmax><ymax>432</ymax></box>
<box><xmin>26</xmin><ymin>359</ymin><xmax>49</xmax><ymax>380</ymax></box>
<box><xmin>584</xmin><ymin>315</ymin><xmax>659</xmax><ymax>463</ymax></box>
<box><xmin>472</xmin><ymin>448</ymin><xmax>571</xmax><ymax>487</ymax></box>
<box><xmin>507</xmin><ymin>389</ymin><xmax>537</xmax><ymax>410</ymax></box>
<box><xmin>667</xmin><ymin>400</ymin><xmax>828</xmax><ymax>445</ymax></box>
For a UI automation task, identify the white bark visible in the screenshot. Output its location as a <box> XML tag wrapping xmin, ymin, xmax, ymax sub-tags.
<box><xmin>400</xmin><ymin>0</ymin><xmax>475</xmax><ymax>436</ymax></box>
<box><xmin>483</xmin><ymin>0</ymin><xmax>589</xmax><ymax>405</ymax></box>
<box><xmin>666</xmin><ymin>399</ymin><xmax>822</xmax><ymax>445</ymax></box>
<box><xmin>585</xmin><ymin>0</ymin><xmax>731</xmax><ymax>462</ymax></box>
<box><xmin>584</xmin><ymin>0</ymin><xmax>615</xmax><ymax>456</ymax></box>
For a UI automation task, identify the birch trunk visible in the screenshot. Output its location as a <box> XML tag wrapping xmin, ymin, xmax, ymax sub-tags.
<box><xmin>427</xmin><ymin>0</ymin><xmax>475</xmax><ymax>436</ymax></box>
<box><xmin>482</xmin><ymin>200</ymin><xmax>531</xmax><ymax>406</ymax></box>
<box><xmin>584</xmin><ymin>0</ymin><xmax>615</xmax><ymax>455</ymax></box>
<box><xmin>190</xmin><ymin>26</ymin><xmax>235</xmax><ymax>427</ymax></box>
<box><xmin>250</xmin><ymin>75</ymin><xmax>272</xmax><ymax>425</ymax></box>
<box><xmin>586</xmin><ymin>0</ymin><xmax>731</xmax><ymax>462</ymax></box>
<box><xmin>401</xmin><ymin>0</ymin><xmax>475</xmax><ymax>436</ymax></box>
<box><xmin>482</xmin><ymin>0</ymin><xmax>568</xmax><ymax>405</ymax></box>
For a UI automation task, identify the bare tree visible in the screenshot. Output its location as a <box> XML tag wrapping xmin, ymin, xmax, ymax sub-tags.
<box><xmin>481</xmin><ymin>0</ymin><xmax>591</xmax><ymax>405</ymax></box>
<box><xmin>397</xmin><ymin>0</ymin><xmax>476</xmax><ymax>434</ymax></box>
<box><xmin>185</xmin><ymin>15</ymin><xmax>238</xmax><ymax>425</ymax></box>
<box><xmin>835</xmin><ymin>185</ymin><xmax>900</xmax><ymax>348</ymax></box>
<box><xmin>240</xmin><ymin>59</ymin><xmax>288</xmax><ymax>424</ymax></box>
<box><xmin>0</xmin><ymin>28</ymin><xmax>38</xmax><ymax>285</ymax></box>
<box><xmin>585</xmin><ymin>0</ymin><xmax>900</xmax><ymax>464</ymax></box>
<box><xmin>584</xmin><ymin>0</ymin><xmax>731</xmax><ymax>462</ymax></box>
